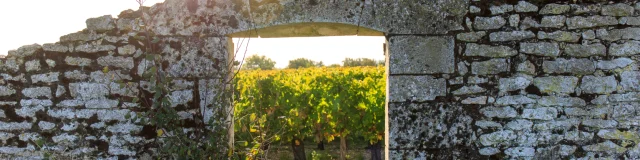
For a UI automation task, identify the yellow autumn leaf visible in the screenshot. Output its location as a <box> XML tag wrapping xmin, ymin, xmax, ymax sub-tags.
<box><xmin>295</xmin><ymin>139</ymin><xmax>300</xmax><ymax>146</ymax></box>
<box><xmin>156</xmin><ymin>129</ymin><xmax>163</xmax><ymax>137</ymax></box>
<box><xmin>102</xmin><ymin>66</ymin><xmax>109</xmax><ymax>73</ymax></box>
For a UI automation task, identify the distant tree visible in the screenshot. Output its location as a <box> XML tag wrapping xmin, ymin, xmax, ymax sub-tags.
<box><xmin>342</xmin><ymin>58</ymin><xmax>380</xmax><ymax>67</ymax></box>
<box><xmin>242</xmin><ymin>55</ymin><xmax>276</xmax><ymax>70</ymax></box>
<box><xmin>327</xmin><ymin>64</ymin><xmax>341</xmax><ymax>68</ymax></box>
<box><xmin>287</xmin><ymin>58</ymin><xmax>324</xmax><ymax>69</ymax></box>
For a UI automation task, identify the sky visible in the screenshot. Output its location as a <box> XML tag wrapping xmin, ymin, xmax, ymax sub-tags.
<box><xmin>0</xmin><ymin>0</ymin><xmax>386</xmax><ymax>67</ymax></box>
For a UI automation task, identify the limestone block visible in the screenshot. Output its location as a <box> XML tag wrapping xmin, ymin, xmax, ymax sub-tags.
<box><xmin>389</xmin><ymin>76</ymin><xmax>446</xmax><ymax>102</ymax></box>
<box><xmin>389</xmin><ymin>36</ymin><xmax>454</xmax><ymax>74</ymax></box>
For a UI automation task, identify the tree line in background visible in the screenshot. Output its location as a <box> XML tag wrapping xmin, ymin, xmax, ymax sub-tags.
<box><xmin>238</xmin><ymin>55</ymin><xmax>384</xmax><ymax>70</ymax></box>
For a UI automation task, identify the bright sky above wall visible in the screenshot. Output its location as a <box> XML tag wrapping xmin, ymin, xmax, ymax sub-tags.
<box><xmin>0</xmin><ymin>0</ymin><xmax>385</xmax><ymax>68</ymax></box>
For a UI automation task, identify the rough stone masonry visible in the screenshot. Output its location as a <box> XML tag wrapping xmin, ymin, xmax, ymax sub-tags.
<box><xmin>1</xmin><ymin>0</ymin><xmax>640</xmax><ymax>159</ymax></box>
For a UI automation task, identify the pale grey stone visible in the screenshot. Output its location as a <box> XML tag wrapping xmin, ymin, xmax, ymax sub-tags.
<box><xmin>0</xmin><ymin>122</ymin><xmax>32</xmax><ymax>131</ymax></box>
<box><xmin>449</xmin><ymin>77</ymin><xmax>464</xmax><ymax>85</ymax></box>
<box><xmin>490</xmin><ymin>4</ymin><xmax>513</xmax><ymax>15</ymax></box>
<box><xmin>469</xmin><ymin>5</ymin><xmax>481</xmax><ymax>14</ymax></box>
<box><xmin>566</xmin><ymin>16</ymin><xmax>618</xmax><ymax>29</ymax></box>
<box><xmin>117</xmin><ymin>45</ymin><xmax>136</xmax><ymax>55</ymax></box>
<box><xmin>558</xmin><ymin>145</ymin><xmax>577</xmax><ymax>156</ymax></box>
<box><xmin>538</xmin><ymin>96</ymin><xmax>586</xmax><ymax>107</ymax></box>
<box><xmin>457</xmin><ymin>62</ymin><xmax>468</xmax><ymax>75</ymax></box>
<box><xmin>564</xmin><ymin>130</ymin><xmax>594</xmax><ymax>142</ymax></box>
<box><xmin>475</xmin><ymin>120</ymin><xmax>502</xmax><ymax>129</ymax></box>
<box><xmin>509</xmin><ymin>14</ymin><xmax>519</xmax><ymax>27</ymax></box>
<box><xmin>7</xmin><ymin>44</ymin><xmax>41</xmax><ymax>58</ymax></box>
<box><xmin>17</xmin><ymin>100</ymin><xmax>47</xmax><ymax>117</ymax></box>
<box><xmin>456</xmin><ymin>32</ymin><xmax>485</xmax><ymax>42</ymax></box>
<box><xmin>522</xmin><ymin>107</ymin><xmax>557</xmax><ymax>120</ymax></box>
<box><xmin>107</xmin><ymin>123</ymin><xmax>142</xmax><ymax>134</ymax></box>
<box><xmin>540</xmin><ymin>15</ymin><xmax>565</xmax><ymax>28</ymax></box>
<box><xmin>582</xmin><ymin>30</ymin><xmax>596</xmax><ymax>40</ymax></box>
<box><xmin>468</xmin><ymin>76</ymin><xmax>488</xmax><ymax>84</ymax></box>
<box><xmin>580</xmin><ymin>76</ymin><xmax>617</xmax><ymax>94</ymax></box>
<box><xmin>47</xmin><ymin>109</ymin><xmax>75</xmax><ymax>119</ymax></box>
<box><xmin>517</xmin><ymin>60</ymin><xmax>536</xmax><ymax>75</ymax></box>
<box><xmin>58</xmin><ymin>100</ymin><xmax>85</xmax><ymax>108</ymax></box>
<box><xmin>24</xmin><ymin>60</ymin><xmax>40</xmax><ymax>72</ymax></box>
<box><xmin>474</xmin><ymin>16</ymin><xmax>506</xmax><ymax>30</ymax></box>
<box><xmin>542</xmin><ymin>58</ymin><xmax>595</xmax><ymax>74</ymax></box>
<box><xmin>75</xmin><ymin>44</ymin><xmax>116</xmax><ymax>53</ymax></box>
<box><xmin>52</xmin><ymin>133</ymin><xmax>77</xmax><ymax>145</ymax></box>
<box><xmin>109</xmin><ymin>146</ymin><xmax>136</xmax><ymax>156</ymax></box>
<box><xmin>38</xmin><ymin>121</ymin><xmax>55</xmax><ymax>131</ymax></box>
<box><xmin>490</xmin><ymin>31</ymin><xmax>535</xmax><ymax>42</ymax></box>
<box><xmin>572</xmin><ymin>4</ymin><xmax>601</xmax><ymax>14</ymax></box>
<box><xmin>0</xmin><ymin>132</ymin><xmax>14</xmax><ymax>143</ymax></box>
<box><xmin>480</xmin><ymin>106</ymin><xmax>518</xmax><ymax>118</ymax></box>
<box><xmin>0</xmin><ymin>110</ymin><xmax>4</xmax><ymax>118</ymax></box>
<box><xmin>64</xmin><ymin>57</ymin><xmax>92</xmax><ymax>67</ymax></box>
<box><xmin>598</xmin><ymin>129</ymin><xmax>637</xmax><ymax>140</ymax></box>
<box><xmin>21</xmin><ymin>87</ymin><xmax>52</xmax><ymax>99</ymax></box>
<box><xmin>452</xmin><ymin>85</ymin><xmax>486</xmax><ymax>95</ymax></box>
<box><xmin>97</xmin><ymin>109</ymin><xmax>133</xmax><ymax>122</ymax></box>
<box><xmin>609</xmin><ymin>41</ymin><xmax>640</xmax><ymax>56</ymax></box>
<box><xmin>620</xmin><ymin>16</ymin><xmax>640</xmax><ymax>25</ymax></box>
<box><xmin>137</xmin><ymin>59</ymin><xmax>155</xmax><ymax>76</ymax></box>
<box><xmin>533</xmin><ymin>76</ymin><xmax>579</xmax><ymax>94</ymax></box>
<box><xmin>582</xmin><ymin>141</ymin><xmax>626</xmax><ymax>154</ymax></box>
<box><xmin>61</xmin><ymin>122</ymin><xmax>78</xmax><ymax>132</ymax></box>
<box><xmin>90</xmin><ymin>122</ymin><xmax>105</xmax><ymax>129</ymax></box>
<box><xmin>479</xmin><ymin>147</ymin><xmax>501</xmax><ymax>156</ymax></box>
<box><xmin>389</xmin><ymin>36</ymin><xmax>455</xmax><ymax>74</ymax></box>
<box><xmin>608</xmin><ymin>92</ymin><xmax>640</xmax><ymax>102</ymax></box>
<box><xmin>85</xmin><ymin>99</ymin><xmax>119</xmax><ymax>109</ymax></box>
<box><xmin>64</xmin><ymin>70</ymin><xmax>89</xmax><ymax>80</ymax></box>
<box><xmin>537</xmin><ymin>31</ymin><xmax>580</xmax><ymax>42</ymax></box>
<box><xmin>479</xmin><ymin>130</ymin><xmax>516</xmax><ymax>146</ymax></box>
<box><xmin>520</xmin><ymin>17</ymin><xmax>540</xmax><ymax>30</ymax></box>
<box><xmin>499</xmin><ymin>77</ymin><xmax>531</xmax><ymax>92</ymax></box>
<box><xmin>42</xmin><ymin>43</ymin><xmax>68</xmax><ymax>53</ymax></box>
<box><xmin>389</xmin><ymin>76</ymin><xmax>446</xmax><ymax>102</ymax></box>
<box><xmin>582</xmin><ymin>119</ymin><xmax>618</xmax><ymax>128</ymax></box>
<box><xmin>597</xmin><ymin>28</ymin><xmax>640</xmax><ymax>41</ymax></box>
<box><xmin>31</xmin><ymin>72</ymin><xmax>59</xmax><ymax>84</ymax></box>
<box><xmin>110</xmin><ymin>82</ymin><xmax>139</xmax><ymax>97</ymax></box>
<box><xmin>55</xmin><ymin>85</ymin><xmax>65</xmax><ymax>97</ymax></box>
<box><xmin>504</xmin><ymin>147</ymin><xmax>535</xmax><ymax>157</ymax></box>
<box><xmin>495</xmin><ymin>95</ymin><xmax>537</xmax><ymax>106</ymax></box>
<box><xmin>117</xmin><ymin>18</ymin><xmax>141</xmax><ymax>32</ymax></box>
<box><xmin>591</xmin><ymin>95</ymin><xmax>609</xmax><ymax>105</ymax></box>
<box><xmin>97</xmin><ymin>56</ymin><xmax>134</xmax><ymax>70</ymax></box>
<box><xmin>506</xmin><ymin>119</ymin><xmax>533</xmax><ymax>131</ymax></box>
<box><xmin>86</xmin><ymin>15</ymin><xmax>115</xmax><ymax>32</ymax></box>
<box><xmin>471</xmin><ymin>59</ymin><xmax>509</xmax><ymax>75</ymax></box>
<box><xmin>168</xmin><ymin>90</ymin><xmax>193</xmax><ymax>107</ymax></box>
<box><xmin>90</xmin><ymin>70</ymin><xmax>132</xmax><ymax>83</ymax></box>
<box><xmin>515</xmin><ymin>1</ymin><xmax>538</xmax><ymax>13</ymax></box>
<box><xmin>0</xmin><ymin>86</ymin><xmax>16</xmax><ymax>97</ymax></box>
<box><xmin>621</xmin><ymin>71</ymin><xmax>640</xmax><ymax>91</ymax></box>
<box><xmin>534</xmin><ymin>119</ymin><xmax>580</xmax><ymax>130</ymax></box>
<box><xmin>0</xmin><ymin>59</ymin><xmax>21</xmax><ymax>73</ymax></box>
<box><xmin>461</xmin><ymin>96</ymin><xmax>487</xmax><ymax>104</ymax></box>
<box><xmin>69</xmin><ymin>83</ymin><xmax>109</xmax><ymax>100</ymax></box>
<box><xmin>539</xmin><ymin>4</ymin><xmax>570</xmax><ymax>14</ymax></box>
<box><xmin>60</xmin><ymin>31</ymin><xmax>101</xmax><ymax>42</ymax></box>
<box><xmin>45</xmin><ymin>59</ymin><xmax>55</xmax><ymax>68</ymax></box>
<box><xmin>564</xmin><ymin>43</ymin><xmax>606</xmax><ymax>57</ymax></box>
<box><xmin>520</xmin><ymin>42</ymin><xmax>559</xmax><ymax>57</ymax></box>
<box><xmin>602</xmin><ymin>3</ymin><xmax>634</xmax><ymax>16</ymax></box>
<box><xmin>597</xmin><ymin>58</ymin><xmax>634</xmax><ymax>70</ymax></box>
<box><xmin>465</xmin><ymin>43</ymin><xmax>517</xmax><ymax>57</ymax></box>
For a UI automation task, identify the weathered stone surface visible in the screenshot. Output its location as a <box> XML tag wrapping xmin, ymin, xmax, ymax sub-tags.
<box><xmin>479</xmin><ymin>130</ymin><xmax>516</xmax><ymax>146</ymax></box>
<box><xmin>515</xmin><ymin>1</ymin><xmax>538</xmax><ymax>13</ymax></box>
<box><xmin>620</xmin><ymin>16</ymin><xmax>640</xmax><ymax>25</ymax></box>
<box><xmin>499</xmin><ymin>77</ymin><xmax>531</xmax><ymax>92</ymax></box>
<box><xmin>520</xmin><ymin>17</ymin><xmax>540</xmax><ymax>30</ymax></box>
<box><xmin>597</xmin><ymin>28</ymin><xmax>640</xmax><ymax>41</ymax></box>
<box><xmin>566</xmin><ymin>16</ymin><xmax>618</xmax><ymax>29</ymax></box>
<box><xmin>24</xmin><ymin>60</ymin><xmax>40</xmax><ymax>72</ymax></box>
<box><xmin>506</xmin><ymin>119</ymin><xmax>533</xmax><ymax>131</ymax></box>
<box><xmin>42</xmin><ymin>43</ymin><xmax>68</xmax><ymax>53</ymax></box>
<box><xmin>504</xmin><ymin>147</ymin><xmax>535</xmax><ymax>157</ymax></box>
<box><xmin>580</xmin><ymin>76</ymin><xmax>617</xmax><ymax>94</ymax></box>
<box><xmin>537</xmin><ymin>31</ymin><xmax>580</xmax><ymax>42</ymax></box>
<box><xmin>461</xmin><ymin>96</ymin><xmax>487</xmax><ymax>104</ymax></box>
<box><xmin>540</xmin><ymin>15</ymin><xmax>565</xmax><ymax>28</ymax></box>
<box><xmin>168</xmin><ymin>90</ymin><xmax>193</xmax><ymax>107</ymax></box>
<box><xmin>0</xmin><ymin>86</ymin><xmax>16</xmax><ymax>97</ymax></box>
<box><xmin>116</xmin><ymin>18</ymin><xmax>141</xmax><ymax>32</ymax></box>
<box><xmin>56</xmin><ymin>85</ymin><xmax>66</xmax><ymax>97</ymax></box>
<box><xmin>609</xmin><ymin>92</ymin><xmax>640</xmax><ymax>102</ymax></box>
<box><xmin>38</xmin><ymin>121</ymin><xmax>55</xmax><ymax>131</ymax></box>
<box><xmin>90</xmin><ymin>70</ymin><xmax>131</xmax><ymax>83</ymax></box>
<box><xmin>596</xmin><ymin>58</ymin><xmax>635</xmax><ymax>70</ymax></box>
<box><xmin>490</xmin><ymin>31</ymin><xmax>535</xmax><ymax>42</ymax></box>
<box><xmin>609</xmin><ymin>41</ymin><xmax>640</xmax><ymax>56</ymax></box>
<box><xmin>520</xmin><ymin>42</ymin><xmax>559</xmax><ymax>57</ymax></box>
<box><xmin>475</xmin><ymin>120</ymin><xmax>502</xmax><ymax>129</ymax></box>
<box><xmin>468</xmin><ymin>76</ymin><xmax>488</xmax><ymax>84</ymax></box>
<box><xmin>110</xmin><ymin>82</ymin><xmax>139</xmax><ymax>97</ymax></box>
<box><xmin>582</xmin><ymin>141</ymin><xmax>626</xmax><ymax>154</ymax></box>
<box><xmin>97</xmin><ymin>56</ymin><xmax>134</xmax><ymax>70</ymax></box>
<box><xmin>465</xmin><ymin>44</ymin><xmax>516</xmax><ymax>57</ymax></box>
<box><xmin>452</xmin><ymin>85</ymin><xmax>486</xmax><ymax>95</ymax></box>
<box><xmin>0</xmin><ymin>59</ymin><xmax>21</xmax><ymax>72</ymax></box>
<box><xmin>621</xmin><ymin>71</ymin><xmax>640</xmax><ymax>91</ymax></box>
<box><xmin>17</xmin><ymin>99</ymin><xmax>50</xmax><ymax>117</ymax></box>
<box><xmin>21</xmin><ymin>87</ymin><xmax>52</xmax><ymax>99</ymax></box>
<box><xmin>582</xmin><ymin>119</ymin><xmax>618</xmax><ymax>128</ymax></box>
<box><xmin>490</xmin><ymin>5</ymin><xmax>513</xmax><ymax>15</ymax></box>
<box><xmin>542</xmin><ymin>58</ymin><xmax>595</xmax><ymax>74</ymax></box>
<box><xmin>85</xmin><ymin>99</ymin><xmax>119</xmax><ymax>109</ymax></box>
<box><xmin>597</xmin><ymin>129</ymin><xmax>639</xmax><ymax>140</ymax></box>
<box><xmin>86</xmin><ymin>15</ymin><xmax>115</xmax><ymax>32</ymax></box>
<box><xmin>75</xmin><ymin>44</ymin><xmax>116</xmax><ymax>53</ymax></box>
<box><xmin>64</xmin><ymin>70</ymin><xmax>89</xmax><ymax>80</ymax></box>
<box><xmin>564</xmin><ymin>43</ymin><xmax>606</xmax><ymax>57</ymax></box>
<box><xmin>534</xmin><ymin>119</ymin><xmax>580</xmax><ymax>130</ymax></box>
<box><xmin>0</xmin><ymin>122</ymin><xmax>32</xmax><ymax>131</ymax></box>
<box><xmin>481</xmin><ymin>106</ymin><xmax>518</xmax><ymax>118</ymax></box>
<box><xmin>117</xmin><ymin>45</ymin><xmax>136</xmax><ymax>55</ymax></box>
<box><xmin>31</xmin><ymin>72</ymin><xmax>59</xmax><ymax>84</ymax></box>
<box><xmin>509</xmin><ymin>14</ymin><xmax>520</xmax><ymax>27</ymax></box>
<box><xmin>64</xmin><ymin>57</ymin><xmax>92</xmax><ymax>67</ymax></box>
<box><xmin>601</xmin><ymin>3</ymin><xmax>634</xmax><ymax>16</ymax></box>
<box><xmin>495</xmin><ymin>95</ymin><xmax>536</xmax><ymax>106</ymax></box>
<box><xmin>539</xmin><ymin>4</ymin><xmax>570</xmax><ymax>14</ymax></box>
<box><xmin>389</xmin><ymin>36</ymin><xmax>454</xmax><ymax>74</ymax></box>
<box><xmin>471</xmin><ymin>59</ymin><xmax>509</xmax><ymax>75</ymax></box>
<box><xmin>68</xmin><ymin>83</ymin><xmax>109</xmax><ymax>100</ymax></box>
<box><xmin>479</xmin><ymin>147</ymin><xmax>501</xmax><ymax>156</ymax></box>
<box><xmin>572</xmin><ymin>4</ymin><xmax>601</xmax><ymax>14</ymax></box>
<box><xmin>45</xmin><ymin>59</ymin><xmax>56</xmax><ymax>68</ymax></box>
<box><xmin>538</xmin><ymin>96</ymin><xmax>586</xmax><ymax>107</ymax></box>
<box><xmin>522</xmin><ymin>107</ymin><xmax>557</xmax><ymax>120</ymax></box>
<box><xmin>58</xmin><ymin>100</ymin><xmax>85</xmax><ymax>108</ymax></box>
<box><xmin>582</xmin><ymin>30</ymin><xmax>596</xmax><ymax>39</ymax></box>
<box><xmin>389</xmin><ymin>76</ymin><xmax>446</xmax><ymax>102</ymax></box>
<box><xmin>7</xmin><ymin>44</ymin><xmax>41</xmax><ymax>58</ymax></box>
<box><xmin>517</xmin><ymin>60</ymin><xmax>536</xmax><ymax>75</ymax></box>
<box><xmin>533</xmin><ymin>76</ymin><xmax>579</xmax><ymax>94</ymax></box>
<box><xmin>564</xmin><ymin>130</ymin><xmax>594</xmax><ymax>142</ymax></box>
<box><xmin>474</xmin><ymin>16</ymin><xmax>506</xmax><ymax>30</ymax></box>
<box><xmin>456</xmin><ymin>31</ymin><xmax>485</xmax><ymax>42</ymax></box>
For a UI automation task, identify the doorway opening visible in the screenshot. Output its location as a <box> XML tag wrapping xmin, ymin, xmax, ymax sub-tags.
<box><xmin>227</xmin><ymin>22</ymin><xmax>388</xmax><ymax>160</ymax></box>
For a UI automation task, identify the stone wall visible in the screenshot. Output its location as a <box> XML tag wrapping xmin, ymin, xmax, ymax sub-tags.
<box><xmin>2</xmin><ymin>0</ymin><xmax>640</xmax><ymax>159</ymax></box>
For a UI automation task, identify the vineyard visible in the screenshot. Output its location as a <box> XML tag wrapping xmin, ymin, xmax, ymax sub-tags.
<box><xmin>234</xmin><ymin>66</ymin><xmax>386</xmax><ymax>159</ymax></box>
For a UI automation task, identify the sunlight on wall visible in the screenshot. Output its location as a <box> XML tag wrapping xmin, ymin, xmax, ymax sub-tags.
<box><xmin>232</xmin><ymin>36</ymin><xmax>386</xmax><ymax>69</ymax></box>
